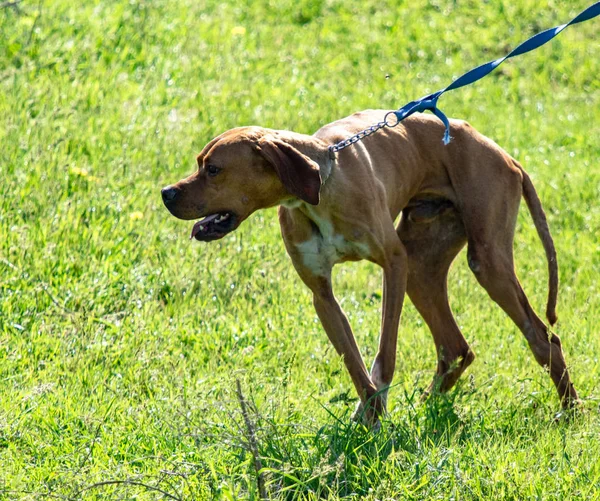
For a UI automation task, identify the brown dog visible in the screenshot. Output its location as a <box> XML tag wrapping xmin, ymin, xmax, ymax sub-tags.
<box><xmin>162</xmin><ymin>110</ymin><xmax>579</xmax><ymax>425</ymax></box>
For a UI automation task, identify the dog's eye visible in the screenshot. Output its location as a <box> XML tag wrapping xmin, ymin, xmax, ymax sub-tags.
<box><xmin>206</xmin><ymin>164</ymin><xmax>221</xmax><ymax>177</ymax></box>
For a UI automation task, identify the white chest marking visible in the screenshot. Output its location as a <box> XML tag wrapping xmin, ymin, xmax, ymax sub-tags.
<box><xmin>295</xmin><ymin>212</ymin><xmax>370</xmax><ymax>277</ymax></box>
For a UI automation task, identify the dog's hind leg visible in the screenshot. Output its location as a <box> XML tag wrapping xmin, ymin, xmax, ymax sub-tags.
<box><xmin>466</xmin><ymin>240</ymin><xmax>579</xmax><ymax>408</ymax></box>
<box><xmin>398</xmin><ymin>202</ymin><xmax>474</xmax><ymax>395</ymax></box>
<box><xmin>457</xmin><ymin>157</ymin><xmax>579</xmax><ymax>408</ymax></box>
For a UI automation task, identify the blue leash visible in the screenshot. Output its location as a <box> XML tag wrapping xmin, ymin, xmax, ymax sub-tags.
<box><xmin>330</xmin><ymin>2</ymin><xmax>600</xmax><ymax>153</ymax></box>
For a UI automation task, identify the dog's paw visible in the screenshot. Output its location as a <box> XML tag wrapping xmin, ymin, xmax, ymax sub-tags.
<box><xmin>554</xmin><ymin>397</ymin><xmax>585</xmax><ymax>422</ymax></box>
<box><xmin>351</xmin><ymin>397</ymin><xmax>384</xmax><ymax>431</ymax></box>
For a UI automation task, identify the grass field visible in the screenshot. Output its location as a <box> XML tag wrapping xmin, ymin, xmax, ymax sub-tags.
<box><xmin>1</xmin><ymin>0</ymin><xmax>599</xmax><ymax>499</ymax></box>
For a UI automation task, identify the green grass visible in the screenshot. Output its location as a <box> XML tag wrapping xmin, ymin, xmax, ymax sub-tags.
<box><xmin>1</xmin><ymin>0</ymin><xmax>599</xmax><ymax>499</ymax></box>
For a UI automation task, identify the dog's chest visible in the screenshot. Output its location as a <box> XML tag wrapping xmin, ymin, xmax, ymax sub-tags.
<box><xmin>294</xmin><ymin>213</ymin><xmax>370</xmax><ymax>277</ymax></box>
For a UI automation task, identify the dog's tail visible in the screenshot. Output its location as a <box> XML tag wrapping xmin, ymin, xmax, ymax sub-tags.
<box><xmin>519</xmin><ymin>164</ymin><xmax>558</xmax><ymax>326</ymax></box>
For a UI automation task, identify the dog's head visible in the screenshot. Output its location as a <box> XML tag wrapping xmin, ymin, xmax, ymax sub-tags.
<box><xmin>161</xmin><ymin>127</ymin><xmax>332</xmax><ymax>241</ymax></box>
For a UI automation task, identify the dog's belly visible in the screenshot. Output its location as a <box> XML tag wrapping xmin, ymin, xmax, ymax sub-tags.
<box><xmin>398</xmin><ymin>198</ymin><xmax>467</xmax><ymax>253</ymax></box>
<box><xmin>403</xmin><ymin>198</ymin><xmax>455</xmax><ymax>225</ymax></box>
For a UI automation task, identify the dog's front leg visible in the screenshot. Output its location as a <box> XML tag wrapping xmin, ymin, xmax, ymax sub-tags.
<box><xmin>279</xmin><ymin>209</ymin><xmax>381</xmax><ymax>426</ymax></box>
<box><xmin>369</xmin><ymin>241</ymin><xmax>408</xmax><ymax>410</ymax></box>
<box><xmin>292</xmin><ymin>270</ymin><xmax>382</xmax><ymax>424</ymax></box>
<box><xmin>312</xmin><ymin>284</ymin><xmax>383</xmax><ymax>421</ymax></box>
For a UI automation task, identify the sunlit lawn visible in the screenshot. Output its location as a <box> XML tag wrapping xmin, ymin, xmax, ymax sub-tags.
<box><xmin>1</xmin><ymin>1</ymin><xmax>599</xmax><ymax>499</ymax></box>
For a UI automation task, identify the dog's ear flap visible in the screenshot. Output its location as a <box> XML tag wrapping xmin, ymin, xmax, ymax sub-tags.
<box><xmin>256</xmin><ymin>137</ymin><xmax>321</xmax><ymax>205</ymax></box>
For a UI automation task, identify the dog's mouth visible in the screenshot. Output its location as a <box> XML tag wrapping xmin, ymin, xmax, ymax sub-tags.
<box><xmin>190</xmin><ymin>211</ymin><xmax>239</xmax><ymax>241</ymax></box>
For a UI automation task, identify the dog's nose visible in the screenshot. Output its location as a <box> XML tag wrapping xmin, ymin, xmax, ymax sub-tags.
<box><xmin>161</xmin><ymin>185</ymin><xmax>179</xmax><ymax>204</ymax></box>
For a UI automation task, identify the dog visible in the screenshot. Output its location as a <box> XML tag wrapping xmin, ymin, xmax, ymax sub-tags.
<box><xmin>161</xmin><ymin>110</ymin><xmax>579</xmax><ymax>426</ymax></box>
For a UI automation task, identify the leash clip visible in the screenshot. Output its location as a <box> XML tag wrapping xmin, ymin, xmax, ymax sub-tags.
<box><xmin>392</xmin><ymin>94</ymin><xmax>452</xmax><ymax>144</ymax></box>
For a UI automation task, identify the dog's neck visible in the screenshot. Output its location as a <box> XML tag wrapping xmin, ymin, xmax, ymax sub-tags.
<box><xmin>270</xmin><ymin>129</ymin><xmax>334</xmax><ymax>185</ymax></box>
<box><xmin>278</xmin><ymin>154</ymin><xmax>335</xmax><ymax>210</ymax></box>
<box><xmin>319</xmin><ymin>149</ymin><xmax>335</xmax><ymax>185</ymax></box>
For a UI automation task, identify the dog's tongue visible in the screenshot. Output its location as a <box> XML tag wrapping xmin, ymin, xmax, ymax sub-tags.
<box><xmin>190</xmin><ymin>214</ymin><xmax>220</xmax><ymax>239</ymax></box>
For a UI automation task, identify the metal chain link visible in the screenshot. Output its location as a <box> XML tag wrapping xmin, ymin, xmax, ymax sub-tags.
<box><xmin>329</xmin><ymin>111</ymin><xmax>400</xmax><ymax>153</ymax></box>
<box><xmin>329</xmin><ymin>121</ymin><xmax>386</xmax><ymax>153</ymax></box>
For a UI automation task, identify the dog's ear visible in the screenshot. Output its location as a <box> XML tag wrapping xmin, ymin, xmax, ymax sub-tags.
<box><xmin>256</xmin><ymin>137</ymin><xmax>321</xmax><ymax>205</ymax></box>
